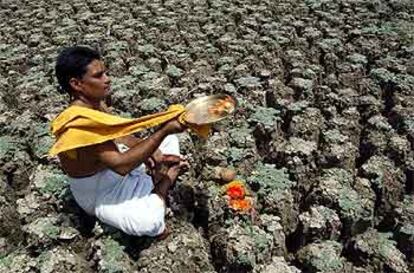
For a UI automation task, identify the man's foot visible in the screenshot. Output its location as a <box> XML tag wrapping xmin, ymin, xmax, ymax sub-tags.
<box><xmin>165</xmin><ymin>160</ymin><xmax>189</xmax><ymax>187</ymax></box>
<box><xmin>148</xmin><ymin>154</ymin><xmax>186</xmax><ymax>186</ymax></box>
<box><xmin>152</xmin><ymin>159</ymin><xmax>190</xmax><ymax>200</ymax></box>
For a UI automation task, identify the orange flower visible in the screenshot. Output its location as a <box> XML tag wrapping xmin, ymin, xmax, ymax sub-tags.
<box><xmin>223</xmin><ymin>180</ymin><xmax>253</xmax><ymax>213</ymax></box>
<box><xmin>229</xmin><ymin>198</ymin><xmax>252</xmax><ymax>212</ymax></box>
<box><xmin>224</xmin><ymin>180</ymin><xmax>247</xmax><ymax>199</ymax></box>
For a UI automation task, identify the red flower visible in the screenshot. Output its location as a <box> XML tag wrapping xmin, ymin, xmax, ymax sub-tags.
<box><xmin>227</xmin><ymin>184</ymin><xmax>245</xmax><ymax>199</ymax></box>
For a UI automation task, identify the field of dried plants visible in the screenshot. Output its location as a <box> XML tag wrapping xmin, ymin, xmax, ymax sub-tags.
<box><xmin>0</xmin><ymin>0</ymin><xmax>413</xmax><ymax>272</ymax></box>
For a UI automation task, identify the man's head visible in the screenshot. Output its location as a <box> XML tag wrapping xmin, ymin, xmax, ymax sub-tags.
<box><xmin>55</xmin><ymin>46</ymin><xmax>111</xmax><ymax>101</ymax></box>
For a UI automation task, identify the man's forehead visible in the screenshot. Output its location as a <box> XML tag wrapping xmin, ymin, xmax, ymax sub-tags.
<box><xmin>86</xmin><ymin>59</ymin><xmax>105</xmax><ymax>73</ymax></box>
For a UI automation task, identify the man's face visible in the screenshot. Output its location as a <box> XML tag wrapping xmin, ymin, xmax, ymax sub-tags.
<box><xmin>72</xmin><ymin>59</ymin><xmax>111</xmax><ymax>100</ymax></box>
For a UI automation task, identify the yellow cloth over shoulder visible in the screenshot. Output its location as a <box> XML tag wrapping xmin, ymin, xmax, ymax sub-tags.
<box><xmin>49</xmin><ymin>104</ymin><xmax>210</xmax><ymax>156</ymax></box>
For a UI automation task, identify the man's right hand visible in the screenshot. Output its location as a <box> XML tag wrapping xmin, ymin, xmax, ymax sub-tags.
<box><xmin>162</xmin><ymin>119</ymin><xmax>187</xmax><ymax>135</ymax></box>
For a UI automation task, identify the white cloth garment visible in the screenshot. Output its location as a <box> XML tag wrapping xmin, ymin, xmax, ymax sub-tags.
<box><xmin>69</xmin><ymin>135</ymin><xmax>180</xmax><ymax>237</ymax></box>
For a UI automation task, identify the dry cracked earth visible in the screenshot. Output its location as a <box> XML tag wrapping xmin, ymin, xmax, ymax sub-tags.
<box><xmin>0</xmin><ymin>0</ymin><xmax>413</xmax><ymax>272</ymax></box>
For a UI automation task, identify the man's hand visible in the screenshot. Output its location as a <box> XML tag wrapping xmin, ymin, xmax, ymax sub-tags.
<box><xmin>162</xmin><ymin>119</ymin><xmax>187</xmax><ymax>135</ymax></box>
<box><xmin>146</xmin><ymin>151</ymin><xmax>183</xmax><ymax>170</ymax></box>
<box><xmin>146</xmin><ymin>149</ymin><xmax>162</xmax><ymax>170</ymax></box>
<box><xmin>148</xmin><ymin>154</ymin><xmax>189</xmax><ymax>185</ymax></box>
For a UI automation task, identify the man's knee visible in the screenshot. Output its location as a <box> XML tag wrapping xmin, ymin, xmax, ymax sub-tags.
<box><xmin>136</xmin><ymin>215</ymin><xmax>165</xmax><ymax>237</ymax></box>
<box><xmin>159</xmin><ymin>134</ymin><xmax>180</xmax><ymax>155</ymax></box>
<box><xmin>132</xmin><ymin>194</ymin><xmax>166</xmax><ymax>237</ymax></box>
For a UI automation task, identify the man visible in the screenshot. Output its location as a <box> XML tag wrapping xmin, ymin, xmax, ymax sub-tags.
<box><xmin>53</xmin><ymin>46</ymin><xmax>187</xmax><ymax>237</ymax></box>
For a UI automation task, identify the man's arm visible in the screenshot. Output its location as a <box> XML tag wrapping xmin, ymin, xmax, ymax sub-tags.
<box><xmin>115</xmin><ymin>135</ymin><xmax>142</xmax><ymax>147</ymax></box>
<box><xmin>102</xmin><ymin>102</ymin><xmax>163</xmax><ymax>160</ymax></box>
<box><xmin>95</xmin><ymin>119</ymin><xmax>185</xmax><ymax>176</ymax></box>
<box><xmin>115</xmin><ymin>135</ymin><xmax>164</xmax><ymax>167</ymax></box>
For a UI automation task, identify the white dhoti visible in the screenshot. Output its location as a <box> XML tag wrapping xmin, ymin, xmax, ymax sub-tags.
<box><xmin>68</xmin><ymin>135</ymin><xmax>180</xmax><ymax>237</ymax></box>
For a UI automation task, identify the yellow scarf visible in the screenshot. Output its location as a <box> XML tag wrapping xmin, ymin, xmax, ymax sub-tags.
<box><xmin>49</xmin><ymin>104</ymin><xmax>210</xmax><ymax>157</ymax></box>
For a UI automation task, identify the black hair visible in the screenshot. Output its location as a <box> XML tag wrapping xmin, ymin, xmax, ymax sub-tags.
<box><xmin>55</xmin><ymin>46</ymin><xmax>101</xmax><ymax>94</ymax></box>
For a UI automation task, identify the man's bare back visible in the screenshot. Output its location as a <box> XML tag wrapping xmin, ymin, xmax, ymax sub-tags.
<box><xmin>58</xmin><ymin>145</ymin><xmax>106</xmax><ymax>177</ymax></box>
